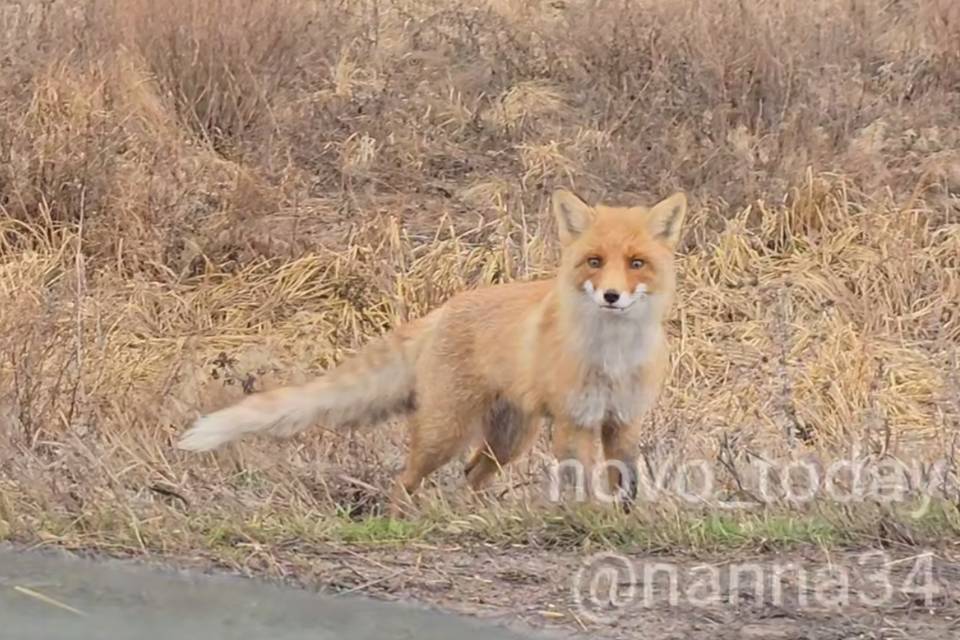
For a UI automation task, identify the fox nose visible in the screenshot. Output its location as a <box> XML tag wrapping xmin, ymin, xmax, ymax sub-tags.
<box><xmin>603</xmin><ymin>290</ymin><xmax>621</xmax><ymax>304</ymax></box>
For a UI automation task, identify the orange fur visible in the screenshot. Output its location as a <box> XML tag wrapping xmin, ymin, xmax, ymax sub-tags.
<box><xmin>177</xmin><ymin>189</ymin><xmax>688</xmax><ymax>514</ymax></box>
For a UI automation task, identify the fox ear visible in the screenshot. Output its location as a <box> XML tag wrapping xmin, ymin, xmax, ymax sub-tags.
<box><xmin>552</xmin><ymin>189</ymin><xmax>593</xmax><ymax>244</ymax></box>
<box><xmin>646</xmin><ymin>192</ymin><xmax>687</xmax><ymax>249</ymax></box>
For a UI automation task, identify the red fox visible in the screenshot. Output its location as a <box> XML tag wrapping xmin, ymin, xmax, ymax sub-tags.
<box><xmin>177</xmin><ymin>189</ymin><xmax>687</xmax><ymax>512</ymax></box>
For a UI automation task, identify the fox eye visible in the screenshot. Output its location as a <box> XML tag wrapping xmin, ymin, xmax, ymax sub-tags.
<box><xmin>586</xmin><ymin>256</ymin><xmax>603</xmax><ymax>268</ymax></box>
<box><xmin>630</xmin><ymin>258</ymin><xmax>646</xmax><ymax>269</ymax></box>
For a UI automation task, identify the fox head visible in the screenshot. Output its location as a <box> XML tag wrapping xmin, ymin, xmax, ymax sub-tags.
<box><xmin>552</xmin><ymin>189</ymin><xmax>687</xmax><ymax>316</ymax></box>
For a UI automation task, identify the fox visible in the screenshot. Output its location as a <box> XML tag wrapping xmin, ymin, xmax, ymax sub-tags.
<box><xmin>176</xmin><ymin>188</ymin><xmax>687</xmax><ymax>513</ymax></box>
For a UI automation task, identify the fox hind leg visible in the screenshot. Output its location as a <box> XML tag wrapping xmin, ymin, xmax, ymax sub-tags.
<box><xmin>464</xmin><ymin>398</ymin><xmax>540</xmax><ymax>491</ymax></box>
<box><xmin>388</xmin><ymin>388</ymin><xmax>484</xmax><ymax>517</ymax></box>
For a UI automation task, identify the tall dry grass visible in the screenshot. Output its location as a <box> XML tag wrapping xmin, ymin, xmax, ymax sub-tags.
<box><xmin>0</xmin><ymin>0</ymin><xmax>959</xmax><ymax>557</ymax></box>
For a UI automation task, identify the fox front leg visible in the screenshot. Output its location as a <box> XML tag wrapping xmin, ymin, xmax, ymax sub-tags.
<box><xmin>549</xmin><ymin>419</ymin><xmax>600</xmax><ymax>503</ymax></box>
<box><xmin>601</xmin><ymin>421</ymin><xmax>641</xmax><ymax>511</ymax></box>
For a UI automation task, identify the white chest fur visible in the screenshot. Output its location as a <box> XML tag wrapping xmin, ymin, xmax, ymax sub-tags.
<box><xmin>565</xmin><ymin>304</ymin><xmax>662</xmax><ymax>428</ymax></box>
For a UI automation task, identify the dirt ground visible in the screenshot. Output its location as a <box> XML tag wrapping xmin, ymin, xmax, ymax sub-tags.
<box><xmin>89</xmin><ymin>542</ymin><xmax>955</xmax><ymax>640</ymax></box>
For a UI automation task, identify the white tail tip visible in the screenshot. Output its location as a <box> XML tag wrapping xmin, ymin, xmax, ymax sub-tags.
<box><xmin>176</xmin><ymin>414</ymin><xmax>240</xmax><ymax>452</ymax></box>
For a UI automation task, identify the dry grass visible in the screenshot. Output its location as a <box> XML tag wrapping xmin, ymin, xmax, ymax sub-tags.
<box><xmin>1</xmin><ymin>0</ymin><xmax>959</xmax><ymax>569</ymax></box>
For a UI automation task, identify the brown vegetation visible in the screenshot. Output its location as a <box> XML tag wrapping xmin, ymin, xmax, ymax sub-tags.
<box><xmin>1</xmin><ymin>0</ymin><xmax>959</xmax><ymax>615</ymax></box>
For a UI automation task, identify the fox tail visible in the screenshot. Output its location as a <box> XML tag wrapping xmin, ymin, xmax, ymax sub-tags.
<box><xmin>176</xmin><ymin>314</ymin><xmax>436</xmax><ymax>452</ymax></box>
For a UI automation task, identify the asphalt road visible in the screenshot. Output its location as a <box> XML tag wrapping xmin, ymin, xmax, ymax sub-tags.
<box><xmin>0</xmin><ymin>545</ymin><xmax>557</xmax><ymax>640</ymax></box>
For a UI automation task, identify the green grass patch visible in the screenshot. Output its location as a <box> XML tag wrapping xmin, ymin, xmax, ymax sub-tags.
<box><xmin>330</xmin><ymin>516</ymin><xmax>430</xmax><ymax>544</ymax></box>
<box><xmin>10</xmin><ymin>496</ymin><xmax>960</xmax><ymax>559</ymax></box>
